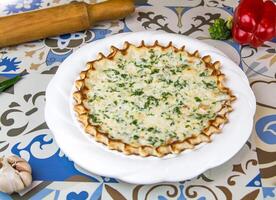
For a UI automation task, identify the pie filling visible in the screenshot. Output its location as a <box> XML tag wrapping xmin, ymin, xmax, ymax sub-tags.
<box><xmin>82</xmin><ymin>44</ymin><xmax>231</xmax><ymax>147</ymax></box>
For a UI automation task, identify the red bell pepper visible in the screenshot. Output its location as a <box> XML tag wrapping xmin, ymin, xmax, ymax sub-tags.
<box><xmin>232</xmin><ymin>0</ymin><xmax>276</xmax><ymax>47</ymax></box>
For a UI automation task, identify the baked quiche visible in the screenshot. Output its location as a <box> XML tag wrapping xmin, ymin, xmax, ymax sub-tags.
<box><xmin>73</xmin><ymin>41</ymin><xmax>236</xmax><ymax>157</ymax></box>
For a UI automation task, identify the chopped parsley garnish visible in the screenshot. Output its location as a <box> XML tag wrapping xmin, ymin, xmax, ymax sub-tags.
<box><xmin>118</xmin><ymin>63</ymin><xmax>125</xmax><ymax>69</ymax></box>
<box><xmin>202</xmin><ymin>80</ymin><xmax>217</xmax><ymax>89</ymax></box>
<box><xmin>195</xmin><ymin>113</ymin><xmax>207</xmax><ymax>120</ymax></box>
<box><xmin>104</xmin><ymin>69</ymin><xmax>120</xmax><ymax>76</ymax></box>
<box><xmin>194</xmin><ymin>97</ymin><xmax>202</xmax><ymax>102</ymax></box>
<box><xmin>141</xmin><ymin>58</ymin><xmax>147</xmax><ymax>62</ymax></box>
<box><xmin>89</xmin><ymin>114</ymin><xmax>100</xmax><ymax>124</ymax></box>
<box><xmin>160</xmin><ymin>78</ymin><xmax>173</xmax><ymax>85</ymax></box>
<box><xmin>174</xmin><ymin>79</ymin><xmax>188</xmax><ymax>88</ymax></box>
<box><xmin>133</xmin><ymin>135</ymin><xmax>139</xmax><ymax>140</ymax></box>
<box><xmin>170</xmin><ymin>69</ymin><xmax>176</xmax><ymax>74</ymax></box>
<box><xmin>173</xmin><ymin>106</ymin><xmax>181</xmax><ymax>115</ymax></box>
<box><xmin>176</xmin><ymin>64</ymin><xmax>189</xmax><ymax>72</ymax></box>
<box><xmin>179</xmin><ymin>53</ymin><xmax>183</xmax><ymax>61</ymax></box>
<box><xmin>145</xmin><ymin>77</ymin><xmax>153</xmax><ymax>84</ymax></box>
<box><xmin>88</xmin><ymin>95</ymin><xmax>97</xmax><ymax>103</ymax></box>
<box><xmin>131</xmin><ymin>119</ymin><xmax>138</xmax><ymax>126</ymax></box>
<box><xmin>134</xmin><ymin>61</ymin><xmax>151</xmax><ymax>69</ymax></box>
<box><xmin>199</xmin><ymin>72</ymin><xmax>207</xmax><ymax>77</ymax></box>
<box><xmin>103</xmin><ymin>114</ymin><xmax>110</xmax><ymax>119</ymax></box>
<box><xmin>118</xmin><ymin>83</ymin><xmax>125</xmax><ymax>87</ymax></box>
<box><xmin>109</xmin><ymin>87</ymin><xmax>119</xmax><ymax>92</ymax></box>
<box><xmin>129</xmin><ymin>82</ymin><xmax>135</xmax><ymax>87</ymax></box>
<box><xmin>151</xmin><ymin>68</ymin><xmax>160</xmax><ymax>74</ymax></box>
<box><xmin>161</xmin><ymin>92</ymin><xmax>172</xmax><ymax>100</ymax></box>
<box><xmin>149</xmin><ymin>49</ymin><xmax>158</xmax><ymax>62</ymax></box>
<box><xmin>144</xmin><ymin>96</ymin><xmax>159</xmax><ymax>109</ymax></box>
<box><xmin>147</xmin><ymin>136</ymin><xmax>160</xmax><ymax>146</ymax></box>
<box><xmin>131</xmin><ymin>89</ymin><xmax>144</xmax><ymax>96</ymax></box>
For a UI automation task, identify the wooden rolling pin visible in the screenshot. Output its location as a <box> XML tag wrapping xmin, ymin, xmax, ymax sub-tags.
<box><xmin>0</xmin><ymin>0</ymin><xmax>134</xmax><ymax>48</ymax></box>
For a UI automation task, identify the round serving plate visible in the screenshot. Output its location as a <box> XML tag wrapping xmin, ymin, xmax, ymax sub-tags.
<box><xmin>45</xmin><ymin>31</ymin><xmax>256</xmax><ymax>184</ymax></box>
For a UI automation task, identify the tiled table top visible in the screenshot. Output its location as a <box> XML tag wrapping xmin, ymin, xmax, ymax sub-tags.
<box><xmin>0</xmin><ymin>0</ymin><xmax>275</xmax><ymax>199</ymax></box>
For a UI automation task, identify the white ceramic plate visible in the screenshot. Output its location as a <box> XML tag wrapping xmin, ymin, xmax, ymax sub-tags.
<box><xmin>45</xmin><ymin>31</ymin><xmax>256</xmax><ymax>184</ymax></box>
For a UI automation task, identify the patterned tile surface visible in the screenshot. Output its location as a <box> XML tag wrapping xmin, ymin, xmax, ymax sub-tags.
<box><xmin>0</xmin><ymin>0</ymin><xmax>275</xmax><ymax>199</ymax></box>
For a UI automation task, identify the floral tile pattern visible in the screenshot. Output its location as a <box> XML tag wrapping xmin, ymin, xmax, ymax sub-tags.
<box><xmin>0</xmin><ymin>0</ymin><xmax>275</xmax><ymax>199</ymax></box>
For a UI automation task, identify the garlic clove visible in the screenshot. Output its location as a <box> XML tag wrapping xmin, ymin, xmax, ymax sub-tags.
<box><xmin>7</xmin><ymin>155</ymin><xmax>32</xmax><ymax>173</ymax></box>
<box><xmin>14</xmin><ymin>161</ymin><xmax>32</xmax><ymax>174</ymax></box>
<box><xmin>7</xmin><ymin>155</ymin><xmax>24</xmax><ymax>162</ymax></box>
<box><xmin>0</xmin><ymin>155</ymin><xmax>32</xmax><ymax>194</ymax></box>
<box><xmin>0</xmin><ymin>159</ymin><xmax>25</xmax><ymax>194</ymax></box>
<box><xmin>18</xmin><ymin>171</ymin><xmax>32</xmax><ymax>188</ymax></box>
<box><xmin>7</xmin><ymin>155</ymin><xmax>26</xmax><ymax>165</ymax></box>
<box><xmin>11</xmin><ymin>173</ymin><xmax>25</xmax><ymax>193</ymax></box>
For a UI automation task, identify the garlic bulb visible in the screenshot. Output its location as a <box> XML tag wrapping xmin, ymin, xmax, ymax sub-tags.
<box><xmin>0</xmin><ymin>155</ymin><xmax>32</xmax><ymax>194</ymax></box>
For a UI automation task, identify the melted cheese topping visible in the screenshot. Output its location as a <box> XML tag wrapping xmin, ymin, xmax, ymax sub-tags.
<box><xmin>85</xmin><ymin>46</ymin><xmax>230</xmax><ymax>147</ymax></box>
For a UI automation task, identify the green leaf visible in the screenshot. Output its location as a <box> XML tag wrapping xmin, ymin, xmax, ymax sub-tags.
<box><xmin>209</xmin><ymin>18</ymin><xmax>231</xmax><ymax>40</ymax></box>
<box><xmin>0</xmin><ymin>75</ymin><xmax>21</xmax><ymax>93</ymax></box>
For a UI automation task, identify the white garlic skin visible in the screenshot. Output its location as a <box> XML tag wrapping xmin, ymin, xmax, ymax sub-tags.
<box><xmin>0</xmin><ymin>155</ymin><xmax>32</xmax><ymax>194</ymax></box>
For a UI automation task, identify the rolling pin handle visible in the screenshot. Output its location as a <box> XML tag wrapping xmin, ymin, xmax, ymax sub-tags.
<box><xmin>0</xmin><ymin>0</ymin><xmax>135</xmax><ymax>48</ymax></box>
<box><xmin>87</xmin><ymin>0</ymin><xmax>135</xmax><ymax>24</ymax></box>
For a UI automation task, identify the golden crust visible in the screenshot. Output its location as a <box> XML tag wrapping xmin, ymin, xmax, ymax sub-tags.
<box><xmin>73</xmin><ymin>41</ymin><xmax>235</xmax><ymax>157</ymax></box>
